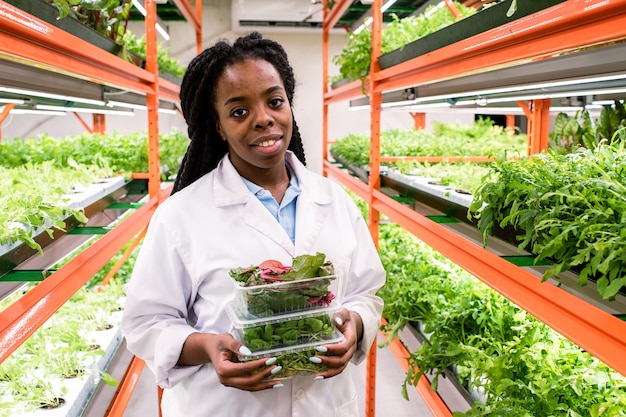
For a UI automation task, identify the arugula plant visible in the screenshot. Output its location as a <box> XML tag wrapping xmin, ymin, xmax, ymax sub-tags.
<box><xmin>469</xmin><ymin>141</ymin><xmax>626</xmax><ymax>299</ymax></box>
<box><xmin>374</xmin><ymin>220</ymin><xmax>626</xmax><ymax>415</ymax></box>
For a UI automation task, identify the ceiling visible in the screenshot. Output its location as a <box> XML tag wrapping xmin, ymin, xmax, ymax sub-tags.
<box><xmin>130</xmin><ymin>0</ymin><xmax>451</xmax><ymax>31</ymax></box>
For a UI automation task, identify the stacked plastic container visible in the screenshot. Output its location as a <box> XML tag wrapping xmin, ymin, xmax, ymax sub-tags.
<box><xmin>227</xmin><ymin>259</ymin><xmax>345</xmax><ymax>380</ymax></box>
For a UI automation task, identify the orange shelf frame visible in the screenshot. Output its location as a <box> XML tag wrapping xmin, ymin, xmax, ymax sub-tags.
<box><xmin>322</xmin><ymin>0</ymin><xmax>626</xmax><ymax>415</ymax></box>
<box><xmin>0</xmin><ymin>1</ymin><xmax>202</xmax><ymax>415</ymax></box>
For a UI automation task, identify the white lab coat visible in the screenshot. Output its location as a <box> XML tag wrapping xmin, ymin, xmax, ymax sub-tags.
<box><xmin>121</xmin><ymin>151</ymin><xmax>385</xmax><ymax>417</ymax></box>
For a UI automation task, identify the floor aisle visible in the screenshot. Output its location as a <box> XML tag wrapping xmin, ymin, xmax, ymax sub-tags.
<box><xmin>110</xmin><ymin>334</ymin><xmax>433</xmax><ymax>417</ymax></box>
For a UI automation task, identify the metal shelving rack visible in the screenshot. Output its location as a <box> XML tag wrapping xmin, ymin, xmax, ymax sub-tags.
<box><xmin>0</xmin><ymin>1</ymin><xmax>202</xmax><ymax>415</ymax></box>
<box><xmin>321</xmin><ymin>1</ymin><xmax>626</xmax><ymax>416</ymax></box>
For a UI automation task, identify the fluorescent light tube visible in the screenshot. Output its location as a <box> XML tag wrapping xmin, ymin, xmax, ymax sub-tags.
<box><xmin>36</xmin><ymin>105</ymin><xmax>134</xmax><ymax>116</ymax></box>
<box><xmin>0</xmin><ymin>87</ymin><xmax>105</xmax><ymax>106</ymax></box>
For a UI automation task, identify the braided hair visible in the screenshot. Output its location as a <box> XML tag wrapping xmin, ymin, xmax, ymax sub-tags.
<box><xmin>171</xmin><ymin>32</ymin><xmax>307</xmax><ymax>194</ymax></box>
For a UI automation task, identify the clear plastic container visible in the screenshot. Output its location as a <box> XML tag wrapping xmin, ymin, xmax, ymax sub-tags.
<box><xmin>235</xmin><ymin>328</ymin><xmax>345</xmax><ymax>380</ymax></box>
<box><xmin>234</xmin><ymin>273</ymin><xmax>343</xmax><ymax>318</ymax></box>
<box><xmin>227</xmin><ymin>302</ymin><xmax>341</xmax><ymax>352</ymax></box>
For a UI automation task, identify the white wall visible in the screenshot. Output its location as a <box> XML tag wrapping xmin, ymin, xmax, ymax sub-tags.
<box><xmin>0</xmin><ymin>0</ymin><xmax>472</xmax><ymax>175</ymax></box>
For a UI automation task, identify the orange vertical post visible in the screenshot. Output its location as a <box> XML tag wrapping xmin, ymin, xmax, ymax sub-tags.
<box><xmin>322</xmin><ymin>0</ymin><xmax>332</xmax><ymax>173</ymax></box>
<box><xmin>505</xmin><ymin>114</ymin><xmax>515</xmax><ymax>136</ymax></box>
<box><xmin>145</xmin><ymin>0</ymin><xmax>161</xmax><ymax>200</ymax></box>
<box><xmin>93</xmin><ymin>113</ymin><xmax>106</xmax><ymax>134</ymax></box>
<box><xmin>526</xmin><ymin>98</ymin><xmax>550</xmax><ymax>155</ymax></box>
<box><xmin>366</xmin><ymin>1</ymin><xmax>383</xmax><ymax>417</ymax></box>
<box><xmin>196</xmin><ymin>0</ymin><xmax>203</xmax><ymax>54</ymax></box>
<box><xmin>442</xmin><ymin>0</ymin><xmax>462</xmax><ymax>17</ymax></box>
<box><xmin>0</xmin><ymin>103</ymin><xmax>15</xmax><ymax>139</ymax></box>
<box><xmin>410</xmin><ymin>112</ymin><xmax>426</xmax><ymax>130</ymax></box>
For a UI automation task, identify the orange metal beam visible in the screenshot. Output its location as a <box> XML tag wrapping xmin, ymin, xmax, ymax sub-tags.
<box><xmin>145</xmin><ymin>0</ymin><xmax>162</xmax><ymax>200</ymax></box>
<box><xmin>380</xmin><ymin>155</ymin><xmax>494</xmax><ymax>163</ymax></box>
<box><xmin>98</xmin><ymin>226</ymin><xmax>148</xmax><ymax>291</ymax></box>
<box><xmin>374</xmin><ymin>0</ymin><xmax>626</xmax><ymax>93</ymax></box>
<box><xmin>324</xmin><ymin>161</ymin><xmax>370</xmax><ymax>202</ymax></box>
<box><xmin>93</xmin><ymin>113</ymin><xmax>106</xmax><ymax>134</ymax></box>
<box><xmin>366</xmin><ymin>3</ymin><xmax>383</xmax><ymax>414</ymax></box>
<box><xmin>442</xmin><ymin>0</ymin><xmax>462</xmax><ymax>18</ymax></box>
<box><xmin>104</xmin><ymin>356</ymin><xmax>146</xmax><ymax>417</ymax></box>
<box><xmin>526</xmin><ymin>98</ymin><xmax>550</xmax><ymax>154</ymax></box>
<box><xmin>170</xmin><ymin>0</ymin><xmax>201</xmax><ymax>33</ymax></box>
<box><xmin>410</xmin><ymin>112</ymin><xmax>426</xmax><ymax>130</ymax></box>
<box><xmin>0</xmin><ymin>103</ymin><xmax>16</xmax><ymax>139</ymax></box>
<box><xmin>158</xmin><ymin>77</ymin><xmax>181</xmax><ymax>103</ymax></box>
<box><xmin>73</xmin><ymin>112</ymin><xmax>94</xmax><ymax>134</ymax></box>
<box><xmin>0</xmin><ymin>189</ymin><xmax>170</xmax><ymax>363</ymax></box>
<box><xmin>379</xmin><ymin>319</ymin><xmax>452</xmax><ymax>416</ymax></box>
<box><xmin>323</xmin><ymin>0</ymin><xmax>353</xmax><ymax>32</ymax></box>
<box><xmin>0</xmin><ymin>4</ymin><xmax>154</xmax><ymax>94</ymax></box>
<box><xmin>324</xmin><ymin>78</ymin><xmax>366</xmax><ymax>104</ymax></box>
<box><xmin>322</xmin><ymin>1</ymin><xmax>330</xmax><ymax>172</ymax></box>
<box><xmin>369</xmin><ymin>188</ymin><xmax>626</xmax><ymax>378</ymax></box>
<box><xmin>196</xmin><ymin>1</ymin><xmax>203</xmax><ymax>55</ymax></box>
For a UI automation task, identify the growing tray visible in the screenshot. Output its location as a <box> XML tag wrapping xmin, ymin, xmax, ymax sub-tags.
<box><xmin>378</xmin><ymin>0</ymin><xmax>567</xmax><ymax>70</ymax></box>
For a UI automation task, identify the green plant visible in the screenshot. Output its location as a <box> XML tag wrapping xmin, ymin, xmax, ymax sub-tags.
<box><xmin>550</xmin><ymin>100</ymin><xmax>626</xmax><ymax>153</ymax></box>
<box><xmin>331</xmin><ymin>2</ymin><xmax>475</xmax><ymax>89</ymax></box>
<box><xmin>374</xmin><ymin>220</ymin><xmax>626</xmax><ymax>415</ymax></box>
<box><xmin>48</xmin><ymin>0</ymin><xmax>132</xmax><ymax>44</ymax></box>
<box><xmin>121</xmin><ymin>31</ymin><xmax>187</xmax><ymax>78</ymax></box>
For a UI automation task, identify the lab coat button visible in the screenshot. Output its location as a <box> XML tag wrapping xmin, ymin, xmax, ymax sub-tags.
<box><xmin>295</xmin><ymin>389</ymin><xmax>305</xmax><ymax>399</ymax></box>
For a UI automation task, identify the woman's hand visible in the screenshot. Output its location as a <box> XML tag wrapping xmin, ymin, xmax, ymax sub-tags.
<box><xmin>178</xmin><ymin>332</ymin><xmax>284</xmax><ymax>391</ymax></box>
<box><xmin>309</xmin><ymin>308</ymin><xmax>363</xmax><ymax>380</ymax></box>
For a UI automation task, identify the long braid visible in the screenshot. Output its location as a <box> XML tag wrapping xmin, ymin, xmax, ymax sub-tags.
<box><xmin>172</xmin><ymin>32</ymin><xmax>307</xmax><ymax>195</ymax></box>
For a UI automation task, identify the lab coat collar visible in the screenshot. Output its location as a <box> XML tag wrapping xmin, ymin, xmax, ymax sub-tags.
<box><xmin>212</xmin><ymin>151</ymin><xmax>332</xmax><ymax>207</ymax></box>
<box><xmin>212</xmin><ymin>151</ymin><xmax>333</xmax><ymax>255</ymax></box>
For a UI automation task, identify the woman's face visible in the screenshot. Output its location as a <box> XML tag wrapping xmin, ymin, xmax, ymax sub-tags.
<box><xmin>214</xmin><ymin>58</ymin><xmax>293</xmax><ymax>179</ymax></box>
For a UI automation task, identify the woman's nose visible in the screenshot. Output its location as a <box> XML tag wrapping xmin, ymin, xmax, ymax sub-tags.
<box><xmin>254</xmin><ymin>107</ymin><xmax>274</xmax><ymax>129</ymax></box>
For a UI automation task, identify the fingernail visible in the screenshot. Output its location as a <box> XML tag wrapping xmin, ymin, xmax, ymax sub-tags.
<box><xmin>335</xmin><ymin>317</ymin><xmax>343</xmax><ymax>326</ymax></box>
<box><xmin>265</xmin><ymin>357</ymin><xmax>277</xmax><ymax>366</ymax></box>
<box><xmin>314</xmin><ymin>376</ymin><xmax>324</xmax><ymax>381</ymax></box>
<box><xmin>309</xmin><ymin>357</ymin><xmax>322</xmax><ymax>364</ymax></box>
<box><xmin>273</xmin><ymin>383</ymin><xmax>284</xmax><ymax>389</ymax></box>
<box><xmin>271</xmin><ymin>366</ymin><xmax>283</xmax><ymax>375</ymax></box>
<box><xmin>315</xmin><ymin>346</ymin><xmax>328</xmax><ymax>353</ymax></box>
<box><xmin>239</xmin><ymin>346</ymin><xmax>252</xmax><ymax>355</ymax></box>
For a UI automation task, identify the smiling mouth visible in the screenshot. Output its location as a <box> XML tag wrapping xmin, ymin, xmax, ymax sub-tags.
<box><xmin>256</xmin><ymin>139</ymin><xmax>279</xmax><ymax>147</ymax></box>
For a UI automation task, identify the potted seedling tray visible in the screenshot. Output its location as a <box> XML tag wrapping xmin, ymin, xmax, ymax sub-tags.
<box><xmin>228</xmin><ymin>303</ymin><xmax>341</xmax><ymax>352</ymax></box>
<box><xmin>378</xmin><ymin>0</ymin><xmax>567</xmax><ymax>70</ymax></box>
<box><xmin>229</xmin><ymin>253</ymin><xmax>344</xmax><ymax>318</ymax></box>
<box><xmin>236</xmin><ymin>328</ymin><xmax>345</xmax><ymax>381</ymax></box>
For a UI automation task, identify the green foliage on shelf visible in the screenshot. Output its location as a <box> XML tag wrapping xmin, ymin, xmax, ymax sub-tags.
<box><xmin>122</xmin><ymin>31</ymin><xmax>187</xmax><ymax>79</ymax></box>
<box><xmin>0</xmin><ymin>128</ymin><xmax>188</xmax><ymax>180</ymax></box>
<box><xmin>550</xmin><ymin>100</ymin><xmax>626</xmax><ymax>153</ymax></box>
<box><xmin>48</xmin><ymin>0</ymin><xmax>132</xmax><ymax>44</ymax></box>
<box><xmin>0</xmin><ymin>129</ymin><xmax>187</xmax><ymax>251</ymax></box>
<box><xmin>0</xmin><ymin>161</ymin><xmax>99</xmax><ymax>252</ymax></box>
<box><xmin>329</xmin><ymin>118</ymin><xmax>526</xmax><ymax>193</ymax></box>
<box><xmin>0</xmin><ymin>242</ymin><xmax>138</xmax><ymax>416</ymax></box>
<box><xmin>469</xmin><ymin>139</ymin><xmax>626</xmax><ymax>300</ymax></box>
<box><xmin>374</xmin><ymin>221</ymin><xmax>626</xmax><ymax>416</ymax></box>
<box><xmin>330</xmin><ymin>2</ymin><xmax>475</xmax><ymax>86</ymax></box>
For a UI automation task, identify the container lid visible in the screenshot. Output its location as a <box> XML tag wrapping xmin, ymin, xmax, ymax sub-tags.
<box><xmin>226</xmin><ymin>301</ymin><xmax>341</xmax><ymax>328</ymax></box>
<box><xmin>236</xmin><ymin>328</ymin><xmax>345</xmax><ymax>361</ymax></box>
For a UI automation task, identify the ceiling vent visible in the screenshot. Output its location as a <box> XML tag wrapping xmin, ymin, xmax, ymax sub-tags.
<box><xmin>231</xmin><ymin>0</ymin><xmax>342</xmax><ymax>33</ymax></box>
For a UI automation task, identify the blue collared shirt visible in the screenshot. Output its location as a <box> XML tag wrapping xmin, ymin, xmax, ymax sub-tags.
<box><xmin>241</xmin><ymin>167</ymin><xmax>301</xmax><ymax>244</ymax></box>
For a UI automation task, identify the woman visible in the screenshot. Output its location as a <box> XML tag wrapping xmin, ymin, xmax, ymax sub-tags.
<box><xmin>121</xmin><ymin>32</ymin><xmax>385</xmax><ymax>417</ymax></box>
